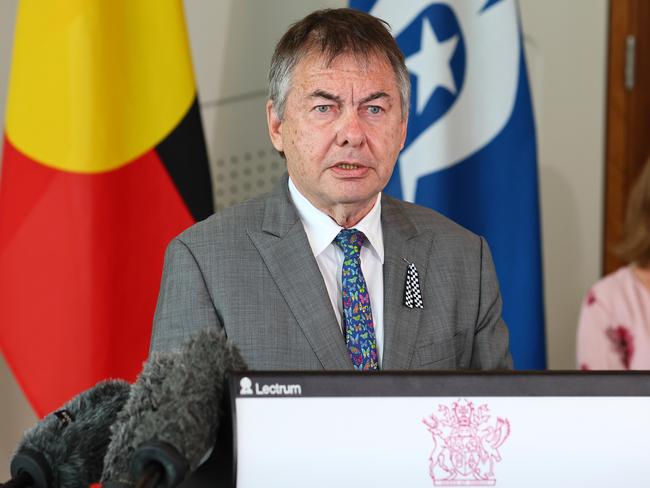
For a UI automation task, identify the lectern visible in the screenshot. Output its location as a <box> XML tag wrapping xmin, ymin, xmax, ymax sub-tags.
<box><xmin>182</xmin><ymin>372</ymin><xmax>650</xmax><ymax>487</ymax></box>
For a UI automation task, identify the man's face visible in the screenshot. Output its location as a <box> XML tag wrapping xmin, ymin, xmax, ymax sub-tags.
<box><xmin>267</xmin><ymin>52</ymin><xmax>407</xmax><ymax>218</ymax></box>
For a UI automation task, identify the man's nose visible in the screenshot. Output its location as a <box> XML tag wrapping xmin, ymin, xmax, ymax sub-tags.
<box><xmin>335</xmin><ymin>109</ymin><xmax>365</xmax><ymax>147</ymax></box>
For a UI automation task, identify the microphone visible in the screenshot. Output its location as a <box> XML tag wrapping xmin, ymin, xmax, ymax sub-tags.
<box><xmin>101</xmin><ymin>328</ymin><xmax>246</xmax><ymax>488</ymax></box>
<box><xmin>3</xmin><ymin>379</ymin><xmax>130</xmax><ymax>488</ymax></box>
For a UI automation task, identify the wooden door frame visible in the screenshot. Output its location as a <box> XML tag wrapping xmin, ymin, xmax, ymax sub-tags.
<box><xmin>604</xmin><ymin>0</ymin><xmax>650</xmax><ymax>274</ymax></box>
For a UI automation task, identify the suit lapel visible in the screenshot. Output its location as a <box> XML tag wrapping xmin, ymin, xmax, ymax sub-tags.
<box><xmin>247</xmin><ymin>177</ymin><xmax>352</xmax><ymax>370</ymax></box>
<box><xmin>381</xmin><ymin>196</ymin><xmax>430</xmax><ymax>369</ymax></box>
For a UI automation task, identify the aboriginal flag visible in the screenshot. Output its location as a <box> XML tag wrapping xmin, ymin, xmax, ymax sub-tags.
<box><xmin>0</xmin><ymin>1</ymin><xmax>213</xmax><ymax>416</ymax></box>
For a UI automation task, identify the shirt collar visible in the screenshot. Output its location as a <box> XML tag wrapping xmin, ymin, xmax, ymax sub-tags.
<box><xmin>288</xmin><ymin>176</ymin><xmax>384</xmax><ymax>263</ymax></box>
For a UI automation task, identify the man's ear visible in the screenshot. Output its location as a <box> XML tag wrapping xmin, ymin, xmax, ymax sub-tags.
<box><xmin>266</xmin><ymin>100</ymin><xmax>284</xmax><ymax>153</ymax></box>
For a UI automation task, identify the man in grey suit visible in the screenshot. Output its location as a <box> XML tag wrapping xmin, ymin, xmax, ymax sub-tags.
<box><xmin>150</xmin><ymin>8</ymin><xmax>512</xmax><ymax>370</ymax></box>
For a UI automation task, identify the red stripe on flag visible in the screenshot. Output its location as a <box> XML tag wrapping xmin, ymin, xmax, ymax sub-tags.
<box><xmin>0</xmin><ymin>135</ymin><xmax>195</xmax><ymax>416</ymax></box>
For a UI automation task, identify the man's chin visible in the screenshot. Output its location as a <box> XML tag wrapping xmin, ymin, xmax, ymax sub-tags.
<box><xmin>330</xmin><ymin>192</ymin><xmax>380</xmax><ymax>211</ymax></box>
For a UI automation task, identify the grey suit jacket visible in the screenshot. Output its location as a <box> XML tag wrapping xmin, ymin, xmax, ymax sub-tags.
<box><xmin>150</xmin><ymin>175</ymin><xmax>512</xmax><ymax>370</ymax></box>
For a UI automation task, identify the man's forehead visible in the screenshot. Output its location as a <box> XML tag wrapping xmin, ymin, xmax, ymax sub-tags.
<box><xmin>299</xmin><ymin>51</ymin><xmax>392</xmax><ymax>74</ymax></box>
<box><xmin>293</xmin><ymin>52</ymin><xmax>398</xmax><ymax>93</ymax></box>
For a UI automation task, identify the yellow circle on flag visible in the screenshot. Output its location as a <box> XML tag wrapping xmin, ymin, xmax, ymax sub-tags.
<box><xmin>6</xmin><ymin>0</ymin><xmax>196</xmax><ymax>174</ymax></box>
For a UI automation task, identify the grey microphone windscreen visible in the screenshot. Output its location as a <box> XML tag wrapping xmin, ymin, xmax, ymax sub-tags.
<box><xmin>10</xmin><ymin>379</ymin><xmax>130</xmax><ymax>488</ymax></box>
<box><xmin>101</xmin><ymin>328</ymin><xmax>246</xmax><ymax>487</ymax></box>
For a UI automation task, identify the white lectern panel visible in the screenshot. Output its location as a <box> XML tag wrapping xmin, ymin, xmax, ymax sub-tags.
<box><xmin>229</xmin><ymin>372</ymin><xmax>650</xmax><ymax>488</ymax></box>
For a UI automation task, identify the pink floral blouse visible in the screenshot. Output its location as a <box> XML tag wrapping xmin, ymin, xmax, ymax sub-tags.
<box><xmin>577</xmin><ymin>265</ymin><xmax>650</xmax><ymax>370</ymax></box>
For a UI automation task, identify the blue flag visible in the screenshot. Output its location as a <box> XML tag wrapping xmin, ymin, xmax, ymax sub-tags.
<box><xmin>351</xmin><ymin>0</ymin><xmax>546</xmax><ymax>369</ymax></box>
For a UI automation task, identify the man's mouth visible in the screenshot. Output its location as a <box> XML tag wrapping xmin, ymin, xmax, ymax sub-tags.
<box><xmin>330</xmin><ymin>161</ymin><xmax>370</xmax><ymax>177</ymax></box>
<box><xmin>336</xmin><ymin>163</ymin><xmax>361</xmax><ymax>170</ymax></box>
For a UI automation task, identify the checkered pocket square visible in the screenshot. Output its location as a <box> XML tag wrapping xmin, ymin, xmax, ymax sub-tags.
<box><xmin>404</xmin><ymin>261</ymin><xmax>423</xmax><ymax>309</ymax></box>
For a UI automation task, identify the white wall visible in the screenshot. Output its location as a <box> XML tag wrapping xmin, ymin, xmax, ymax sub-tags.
<box><xmin>0</xmin><ymin>0</ymin><xmax>608</xmax><ymax>478</ymax></box>
<box><xmin>519</xmin><ymin>0</ymin><xmax>608</xmax><ymax>368</ymax></box>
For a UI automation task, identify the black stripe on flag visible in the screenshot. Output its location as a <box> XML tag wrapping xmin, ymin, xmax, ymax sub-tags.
<box><xmin>156</xmin><ymin>97</ymin><xmax>214</xmax><ymax>222</ymax></box>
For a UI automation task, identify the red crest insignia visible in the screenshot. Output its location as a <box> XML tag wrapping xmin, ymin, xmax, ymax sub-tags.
<box><xmin>423</xmin><ymin>399</ymin><xmax>510</xmax><ymax>486</ymax></box>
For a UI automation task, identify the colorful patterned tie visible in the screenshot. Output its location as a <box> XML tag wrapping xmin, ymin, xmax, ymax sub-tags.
<box><xmin>334</xmin><ymin>229</ymin><xmax>379</xmax><ymax>370</ymax></box>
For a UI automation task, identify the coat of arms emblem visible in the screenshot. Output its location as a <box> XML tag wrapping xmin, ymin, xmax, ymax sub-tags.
<box><xmin>423</xmin><ymin>399</ymin><xmax>510</xmax><ymax>486</ymax></box>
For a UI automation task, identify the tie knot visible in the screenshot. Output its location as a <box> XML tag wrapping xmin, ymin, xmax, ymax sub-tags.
<box><xmin>334</xmin><ymin>228</ymin><xmax>366</xmax><ymax>257</ymax></box>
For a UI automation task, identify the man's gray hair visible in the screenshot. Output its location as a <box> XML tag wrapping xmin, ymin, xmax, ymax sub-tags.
<box><xmin>268</xmin><ymin>8</ymin><xmax>410</xmax><ymax>120</ymax></box>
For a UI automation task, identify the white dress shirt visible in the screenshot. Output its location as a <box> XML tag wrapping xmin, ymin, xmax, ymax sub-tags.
<box><xmin>288</xmin><ymin>177</ymin><xmax>385</xmax><ymax>366</ymax></box>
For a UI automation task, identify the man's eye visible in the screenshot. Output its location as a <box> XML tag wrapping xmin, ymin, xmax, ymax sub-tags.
<box><xmin>315</xmin><ymin>105</ymin><xmax>330</xmax><ymax>113</ymax></box>
<box><xmin>367</xmin><ymin>106</ymin><xmax>383</xmax><ymax>115</ymax></box>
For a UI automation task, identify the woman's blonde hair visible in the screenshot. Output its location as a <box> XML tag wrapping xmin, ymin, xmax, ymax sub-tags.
<box><xmin>617</xmin><ymin>157</ymin><xmax>650</xmax><ymax>267</ymax></box>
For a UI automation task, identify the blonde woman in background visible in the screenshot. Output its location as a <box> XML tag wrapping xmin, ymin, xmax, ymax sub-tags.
<box><xmin>577</xmin><ymin>158</ymin><xmax>650</xmax><ymax>370</ymax></box>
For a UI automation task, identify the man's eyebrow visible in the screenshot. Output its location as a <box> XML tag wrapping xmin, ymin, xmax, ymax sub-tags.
<box><xmin>359</xmin><ymin>91</ymin><xmax>390</xmax><ymax>105</ymax></box>
<box><xmin>308</xmin><ymin>90</ymin><xmax>343</xmax><ymax>104</ymax></box>
<box><xmin>308</xmin><ymin>90</ymin><xmax>390</xmax><ymax>106</ymax></box>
